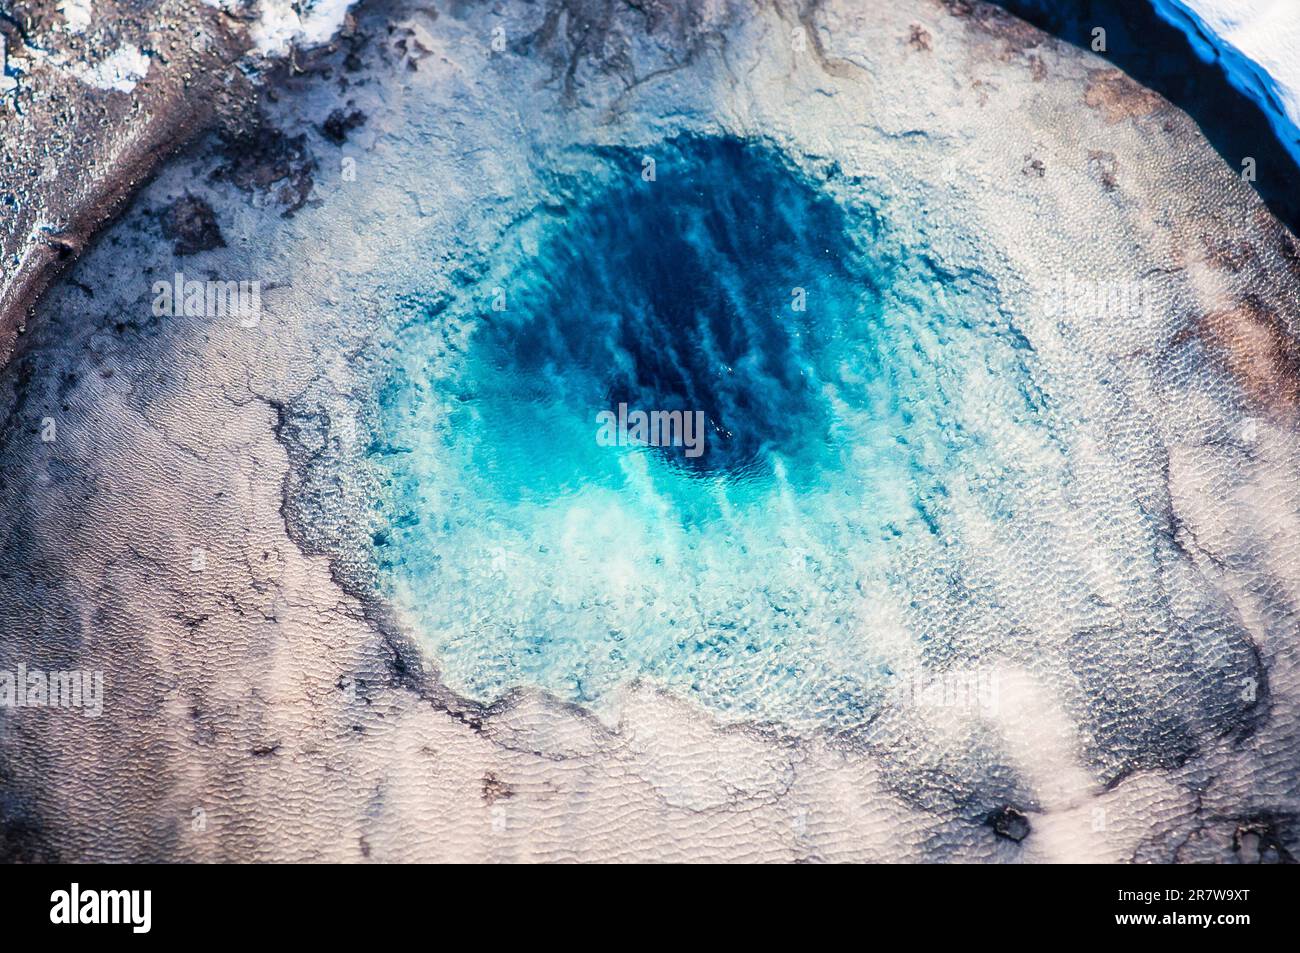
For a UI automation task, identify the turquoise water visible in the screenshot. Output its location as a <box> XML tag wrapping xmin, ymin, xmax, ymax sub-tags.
<box><xmin>369</xmin><ymin>137</ymin><xmax>1033</xmax><ymax>728</ymax></box>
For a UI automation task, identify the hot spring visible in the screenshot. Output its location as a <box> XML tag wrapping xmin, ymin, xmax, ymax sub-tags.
<box><xmin>367</xmin><ymin>136</ymin><xmax>1035</xmax><ymax>730</ymax></box>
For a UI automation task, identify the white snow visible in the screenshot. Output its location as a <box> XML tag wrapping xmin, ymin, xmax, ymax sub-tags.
<box><xmin>203</xmin><ymin>0</ymin><xmax>359</xmax><ymax>57</ymax></box>
<box><xmin>0</xmin><ymin>35</ymin><xmax>17</xmax><ymax>99</ymax></box>
<box><xmin>1149</xmin><ymin>0</ymin><xmax>1300</xmax><ymax>166</ymax></box>
<box><xmin>58</xmin><ymin>0</ymin><xmax>93</xmax><ymax>32</ymax></box>
<box><xmin>72</xmin><ymin>46</ymin><xmax>150</xmax><ymax>93</ymax></box>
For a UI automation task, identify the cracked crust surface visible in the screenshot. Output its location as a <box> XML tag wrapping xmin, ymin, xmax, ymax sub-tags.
<box><xmin>0</xmin><ymin>0</ymin><xmax>1298</xmax><ymax>862</ymax></box>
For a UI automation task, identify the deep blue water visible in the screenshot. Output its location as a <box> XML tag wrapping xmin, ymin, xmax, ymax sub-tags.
<box><xmin>369</xmin><ymin>136</ymin><xmax>1032</xmax><ymax>726</ymax></box>
<box><xmin>465</xmin><ymin>138</ymin><xmax>882</xmax><ymax>498</ymax></box>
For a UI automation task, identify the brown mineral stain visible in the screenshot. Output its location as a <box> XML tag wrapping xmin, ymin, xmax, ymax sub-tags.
<box><xmin>481</xmin><ymin>771</ymin><xmax>514</xmax><ymax>805</ymax></box>
<box><xmin>1199</xmin><ymin>232</ymin><xmax>1256</xmax><ymax>273</ymax></box>
<box><xmin>1087</xmin><ymin>149</ymin><xmax>1119</xmax><ymax>191</ymax></box>
<box><xmin>1084</xmin><ymin>68</ymin><xmax>1165</xmax><ymax>124</ymax></box>
<box><xmin>1197</xmin><ymin>297</ymin><xmax>1300</xmax><ymax>418</ymax></box>
<box><xmin>930</xmin><ymin>1</ymin><xmax>1049</xmax><ymax>80</ymax></box>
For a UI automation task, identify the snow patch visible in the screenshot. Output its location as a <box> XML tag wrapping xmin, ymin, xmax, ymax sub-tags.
<box><xmin>1149</xmin><ymin>0</ymin><xmax>1300</xmax><ymax>167</ymax></box>
<box><xmin>204</xmin><ymin>0</ymin><xmax>358</xmax><ymax>57</ymax></box>
<box><xmin>72</xmin><ymin>46</ymin><xmax>150</xmax><ymax>93</ymax></box>
<box><xmin>58</xmin><ymin>0</ymin><xmax>94</xmax><ymax>32</ymax></box>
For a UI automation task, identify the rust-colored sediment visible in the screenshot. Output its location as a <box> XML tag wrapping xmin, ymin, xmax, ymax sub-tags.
<box><xmin>1198</xmin><ymin>298</ymin><xmax>1300</xmax><ymax>419</ymax></box>
<box><xmin>1083</xmin><ymin>68</ymin><xmax>1166</xmax><ymax>124</ymax></box>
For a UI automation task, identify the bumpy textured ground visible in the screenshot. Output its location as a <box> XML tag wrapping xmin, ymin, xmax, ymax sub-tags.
<box><xmin>1</xmin><ymin>0</ymin><xmax>1298</xmax><ymax>862</ymax></box>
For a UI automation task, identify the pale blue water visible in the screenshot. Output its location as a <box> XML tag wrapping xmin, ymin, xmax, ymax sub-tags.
<box><xmin>369</xmin><ymin>136</ymin><xmax>1034</xmax><ymax>728</ymax></box>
